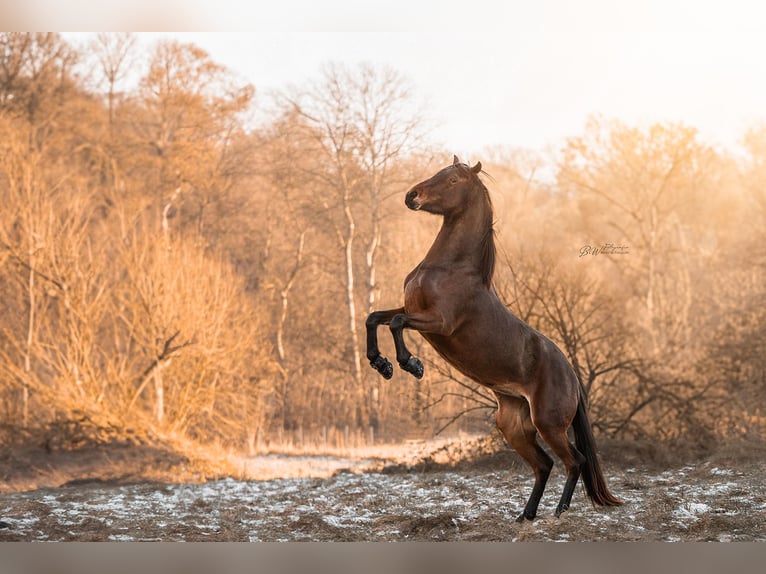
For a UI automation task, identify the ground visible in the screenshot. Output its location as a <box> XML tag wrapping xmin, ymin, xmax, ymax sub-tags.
<box><xmin>1</xmin><ymin>434</ymin><xmax>764</xmax><ymax>541</ymax></box>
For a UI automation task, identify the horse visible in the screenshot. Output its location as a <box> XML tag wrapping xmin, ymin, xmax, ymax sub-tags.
<box><xmin>365</xmin><ymin>156</ymin><xmax>622</xmax><ymax>521</ymax></box>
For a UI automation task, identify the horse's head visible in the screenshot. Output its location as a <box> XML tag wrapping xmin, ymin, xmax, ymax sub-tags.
<box><xmin>405</xmin><ymin>155</ymin><xmax>484</xmax><ymax>216</ymax></box>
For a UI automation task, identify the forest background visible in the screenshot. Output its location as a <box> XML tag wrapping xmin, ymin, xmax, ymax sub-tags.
<box><xmin>1</xmin><ymin>32</ymin><xmax>764</xmax><ymax>456</ymax></box>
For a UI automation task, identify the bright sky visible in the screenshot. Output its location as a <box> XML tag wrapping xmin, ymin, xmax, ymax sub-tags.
<box><xmin>38</xmin><ymin>1</ymin><xmax>766</xmax><ymax>156</ymax></box>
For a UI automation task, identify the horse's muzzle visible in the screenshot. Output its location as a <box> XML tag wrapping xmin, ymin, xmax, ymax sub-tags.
<box><xmin>405</xmin><ymin>189</ymin><xmax>420</xmax><ymax>210</ymax></box>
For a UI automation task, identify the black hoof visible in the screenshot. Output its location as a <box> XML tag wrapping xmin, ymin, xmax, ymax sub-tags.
<box><xmin>399</xmin><ymin>356</ymin><xmax>424</xmax><ymax>378</ymax></box>
<box><xmin>554</xmin><ymin>504</ymin><xmax>569</xmax><ymax>518</ymax></box>
<box><xmin>515</xmin><ymin>511</ymin><xmax>535</xmax><ymax>523</ymax></box>
<box><xmin>370</xmin><ymin>355</ymin><xmax>393</xmax><ymax>379</ymax></box>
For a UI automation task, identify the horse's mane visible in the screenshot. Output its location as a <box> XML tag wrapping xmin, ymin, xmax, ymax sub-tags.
<box><xmin>475</xmin><ymin>170</ymin><xmax>496</xmax><ymax>288</ymax></box>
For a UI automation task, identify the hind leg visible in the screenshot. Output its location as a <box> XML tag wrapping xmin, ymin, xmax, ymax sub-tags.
<box><xmin>532</xmin><ymin>407</ymin><xmax>586</xmax><ymax>517</ymax></box>
<box><xmin>495</xmin><ymin>394</ymin><xmax>553</xmax><ymax>522</ymax></box>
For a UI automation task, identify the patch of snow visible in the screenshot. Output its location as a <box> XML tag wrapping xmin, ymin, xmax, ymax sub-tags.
<box><xmin>673</xmin><ymin>502</ymin><xmax>711</xmax><ymax>523</ymax></box>
<box><xmin>686</xmin><ymin>502</ymin><xmax>712</xmax><ymax>514</ymax></box>
<box><xmin>705</xmin><ymin>481</ymin><xmax>740</xmax><ymax>495</ymax></box>
<box><xmin>321</xmin><ymin>515</ymin><xmax>346</xmax><ymax>528</ymax></box>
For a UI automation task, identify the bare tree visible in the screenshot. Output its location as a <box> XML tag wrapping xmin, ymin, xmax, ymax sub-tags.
<box><xmin>90</xmin><ymin>33</ymin><xmax>137</xmax><ymax>130</ymax></box>
<box><xmin>1</xmin><ymin>35</ymin><xmax>80</xmax><ymax>428</ymax></box>
<box><xmin>499</xmin><ymin>252</ymin><xmax>653</xmax><ymax>435</ymax></box>
<box><xmin>558</xmin><ymin>117</ymin><xmax>718</xmax><ymax>353</ymax></box>
<box><xmin>284</xmin><ymin>62</ymin><xmax>426</xmax><ymax>428</ymax></box>
<box><xmin>132</xmin><ymin>39</ymin><xmax>255</xmax><ymax>238</ymax></box>
<box><xmin>0</xmin><ymin>33</ymin><xmax>78</xmax><ymax>133</ymax></box>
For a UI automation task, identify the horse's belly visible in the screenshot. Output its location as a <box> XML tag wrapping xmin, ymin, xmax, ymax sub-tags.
<box><xmin>422</xmin><ymin>331</ymin><xmax>527</xmax><ymax>394</ymax></box>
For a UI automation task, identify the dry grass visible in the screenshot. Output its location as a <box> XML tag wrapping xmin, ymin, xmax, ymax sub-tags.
<box><xmin>0</xmin><ymin>422</ymin><xmax>246</xmax><ymax>494</ymax></box>
<box><xmin>1</xmin><ymin>430</ymin><xmax>765</xmax><ymax>541</ymax></box>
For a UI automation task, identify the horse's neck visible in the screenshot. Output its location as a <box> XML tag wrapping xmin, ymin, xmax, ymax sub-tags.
<box><xmin>425</xmin><ymin>202</ymin><xmax>493</xmax><ymax>269</ymax></box>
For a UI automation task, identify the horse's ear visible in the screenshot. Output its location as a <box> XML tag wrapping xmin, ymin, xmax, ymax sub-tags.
<box><xmin>470</xmin><ymin>161</ymin><xmax>482</xmax><ymax>174</ymax></box>
<box><xmin>453</xmin><ymin>155</ymin><xmax>460</xmax><ymax>166</ymax></box>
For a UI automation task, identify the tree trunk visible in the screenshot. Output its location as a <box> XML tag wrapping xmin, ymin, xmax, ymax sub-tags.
<box><xmin>647</xmin><ymin>205</ymin><xmax>658</xmax><ymax>353</ymax></box>
<box><xmin>276</xmin><ymin>231</ymin><xmax>305</xmax><ymax>430</ymax></box>
<box><xmin>23</xmin><ymin>254</ymin><xmax>34</xmax><ymax>428</ymax></box>
<box><xmin>154</xmin><ymin>363</ymin><xmax>164</xmax><ymax>426</ymax></box>
<box><xmin>343</xmin><ymin>200</ymin><xmax>363</xmax><ymax>389</ymax></box>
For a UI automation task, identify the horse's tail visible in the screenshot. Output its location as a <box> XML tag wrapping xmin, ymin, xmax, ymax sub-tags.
<box><xmin>572</xmin><ymin>385</ymin><xmax>622</xmax><ymax>507</ymax></box>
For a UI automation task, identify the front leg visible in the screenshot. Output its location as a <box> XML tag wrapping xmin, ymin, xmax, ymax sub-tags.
<box><xmin>389</xmin><ymin>311</ymin><xmax>452</xmax><ymax>379</ymax></box>
<box><xmin>365</xmin><ymin>308</ymin><xmax>404</xmax><ymax>379</ymax></box>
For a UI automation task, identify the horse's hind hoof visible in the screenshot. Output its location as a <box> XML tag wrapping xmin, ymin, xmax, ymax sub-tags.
<box><xmin>400</xmin><ymin>356</ymin><xmax>424</xmax><ymax>379</ymax></box>
<box><xmin>370</xmin><ymin>355</ymin><xmax>394</xmax><ymax>379</ymax></box>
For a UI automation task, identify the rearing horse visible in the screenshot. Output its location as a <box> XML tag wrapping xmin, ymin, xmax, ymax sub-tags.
<box><xmin>366</xmin><ymin>156</ymin><xmax>621</xmax><ymax>521</ymax></box>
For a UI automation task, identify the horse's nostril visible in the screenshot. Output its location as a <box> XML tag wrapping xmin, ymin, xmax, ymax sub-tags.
<box><xmin>405</xmin><ymin>190</ymin><xmax>420</xmax><ymax>210</ymax></box>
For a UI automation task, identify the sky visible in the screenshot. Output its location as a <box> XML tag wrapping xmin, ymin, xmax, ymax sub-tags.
<box><xmin>16</xmin><ymin>0</ymin><xmax>766</xmax><ymax>157</ymax></box>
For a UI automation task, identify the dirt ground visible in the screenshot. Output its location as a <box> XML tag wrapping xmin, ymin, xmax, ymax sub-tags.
<box><xmin>1</xmin><ymin>435</ymin><xmax>764</xmax><ymax>542</ymax></box>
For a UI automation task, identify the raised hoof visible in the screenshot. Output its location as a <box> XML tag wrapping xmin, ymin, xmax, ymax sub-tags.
<box><xmin>370</xmin><ymin>355</ymin><xmax>394</xmax><ymax>379</ymax></box>
<box><xmin>399</xmin><ymin>356</ymin><xmax>424</xmax><ymax>379</ymax></box>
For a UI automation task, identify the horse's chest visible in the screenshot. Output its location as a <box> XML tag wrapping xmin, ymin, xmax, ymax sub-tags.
<box><xmin>403</xmin><ymin>268</ymin><xmax>446</xmax><ymax>312</ymax></box>
<box><xmin>403</xmin><ymin>277</ymin><xmax>424</xmax><ymax>310</ymax></box>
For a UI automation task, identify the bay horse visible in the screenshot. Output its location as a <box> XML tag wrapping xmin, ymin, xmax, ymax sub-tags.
<box><xmin>366</xmin><ymin>156</ymin><xmax>621</xmax><ymax>521</ymax></box>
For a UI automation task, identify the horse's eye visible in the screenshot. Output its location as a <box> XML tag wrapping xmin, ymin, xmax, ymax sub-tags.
<box><xmin>449</xmin><ymin>176</ymin><xmax>459</xmax><ymax>185</ymax></box>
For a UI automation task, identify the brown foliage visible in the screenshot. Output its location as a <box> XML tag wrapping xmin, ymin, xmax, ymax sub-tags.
<box><xmin>1</xmin><ymin>34</ymin><xmax>763</xmax><ymax>455</ymax></box>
